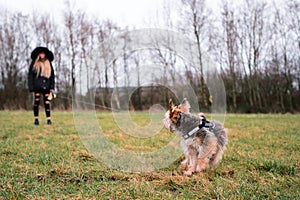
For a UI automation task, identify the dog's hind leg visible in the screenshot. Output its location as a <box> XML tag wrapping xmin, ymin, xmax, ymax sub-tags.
<box><xmin>209</xmin><ymin>144</ymin><xmax>226</xmax><ymax>167</ymax></box>
<box><xmin>196</xmin><ymin>134</ymin><xmax>218</xmax><ymax>172</ymax></box>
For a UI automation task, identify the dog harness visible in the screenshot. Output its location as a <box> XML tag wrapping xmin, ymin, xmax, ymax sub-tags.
<box><xmin>183</xmin><ymin>116</ymin><xmax>215</xmax><ymax>140</ymax></box>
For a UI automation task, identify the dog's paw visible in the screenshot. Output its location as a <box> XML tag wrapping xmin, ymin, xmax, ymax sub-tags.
<box><xmin>196</xmin><ymin>161</ymin><xmax>208</xmax><ymax>172</ymax></box>
<box><xmin>183</xmin><ymin>166</ymin><xmax>195</xmax><ymax>176</ymax></box>
<box><xmin>196</xmin><ymin>165</ymin><xmax>204</xmax><ymax>172</ymax></box>
<box><xmin>181</xmin><ymin>159</ymin><xmax>188</xmax><ymax>165</ymax></box>
<box><xmin>184</xmin><ymin>170</ymin><xmax>193</xmax><ymax>176</ymax></box>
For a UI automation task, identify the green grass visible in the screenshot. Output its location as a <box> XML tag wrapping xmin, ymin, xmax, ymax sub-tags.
<box><xmin>0</xmin><ymin>111</ymin><xmax>299</xmax><ymax>199</ymax></box>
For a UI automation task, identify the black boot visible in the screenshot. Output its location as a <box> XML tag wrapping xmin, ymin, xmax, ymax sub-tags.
<box><xmin>47</xmin><ymin>119</ymin><xmax>52</xmax><ymax>125</ymax></box>
<box><xmin>34</xmin><ymin>119</ymin><xmax>39</xmax><ymax>125</ymax></box>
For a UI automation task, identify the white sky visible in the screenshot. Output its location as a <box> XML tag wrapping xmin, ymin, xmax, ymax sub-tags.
<box><xmin>0</xmin><ymin>0</ymin><xmax>222</xmax><ymax>28</ymax></box>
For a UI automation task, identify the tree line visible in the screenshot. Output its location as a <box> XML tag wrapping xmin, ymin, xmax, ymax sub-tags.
<box><xmin>0</xmin><ymin>0</ymin><xmax>299</xmax><ymax>113</ymax></box>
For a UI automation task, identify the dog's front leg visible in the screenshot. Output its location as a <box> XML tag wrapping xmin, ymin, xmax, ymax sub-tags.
<box><xmin>184</xmin><ymin>150</ymin><xmax>197</xmax><ymax>176</ymax></box>
<box><xmin>196</xmin><ymin>133</ymin><xmax>218</xmax><ymax>172</ymax></box>
<box><xmin>180</xmin><ymin>140</ymin><xmax>189</xmax><ymax>165</ymax></box>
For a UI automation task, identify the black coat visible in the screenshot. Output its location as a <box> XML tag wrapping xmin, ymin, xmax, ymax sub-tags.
<box><xmin>27</xmin><ymin>61</ymin><xmax>55</xmax><ymax>93</ymax></box>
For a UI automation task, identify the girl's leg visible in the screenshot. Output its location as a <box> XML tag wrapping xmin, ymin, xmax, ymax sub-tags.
<box><xmin>44</xmin><ymin>93</ymin><xmax>52</xmax><ymax>124</ymax></box>
<box><xmin>33</xmin><ymin>93</ymin><xmax>41</xmax><ymax>125</ymax></box>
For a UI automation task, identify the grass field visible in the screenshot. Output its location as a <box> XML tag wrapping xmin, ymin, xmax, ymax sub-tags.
<box><xmin>0</xmin><ymin>111</ymin><xmax>299</xmax><ymax>199</ymax></box>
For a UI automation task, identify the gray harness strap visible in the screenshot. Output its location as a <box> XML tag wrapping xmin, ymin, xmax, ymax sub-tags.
<box><xmin>183</xmin><ymin>119</ymin><xmax>215</xmax><ymax>140</ymax></box>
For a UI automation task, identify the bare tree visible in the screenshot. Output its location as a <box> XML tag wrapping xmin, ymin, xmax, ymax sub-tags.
<box><xmin>95</xmin><ymin>20</ymin><xmax>120</xmax><ymax>109</ymax></box>
<box><xmin>32</xmin><ymin>13</ymin><xmax>56</xmax><ymax>47</ymax></box>
<box><xmin>267</xmin><ymin>1</ymin><xmax>299</xmax><ymax>112</ymax></box>
<box><xmin>180</xmin><ymin>0</ymin><xmax>212</xmax><ymax>108</ymax></box>
<box><xmin>151</xmin><ymin>31</ymin><xmax>178</xmax><ymax>107</ymax></box>
<box><xmin>63</xmin><ymin>0</ymin><xmax>81</xmax><ymax>107</ymax></box>
<box><xmin>1</xmin><ymin>0</ymin><xmax>300</xmax><ymax>112</ymax></box>
<box><xmin>221</xmin><ymin>0</ymin><xmax>239</xmax><ymax>111</ymax></box>
<box><xmin>77</xmin><ymin>12</ymin><xmax>94</xmax><ymax>94</ymax></box>
<box><xmin>0</xmin><ymin>11</ymin><xmax>31</xmax><ymax>109</ymax></box>
<box><xmin>236</xmin><ymin>0</ymin><xmax>267</xmax><ymax>111</ymax></box>
<box><xmin>285</xmin><ymin>0</ymin><xmax>300</xmax><ymax>110</ymax></box>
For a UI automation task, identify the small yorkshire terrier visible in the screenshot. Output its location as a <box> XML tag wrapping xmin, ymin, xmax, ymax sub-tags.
<box><xmin>163</xmin><ymin>98</ymin><xmax>228</xmax><ymax>175</ymax></box>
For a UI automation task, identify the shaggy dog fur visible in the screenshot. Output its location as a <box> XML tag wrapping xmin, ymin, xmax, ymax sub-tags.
<box><xmin>163</xmin><ymin>99</ymin><xmax>228</xmax><ymax>175</ymax></box>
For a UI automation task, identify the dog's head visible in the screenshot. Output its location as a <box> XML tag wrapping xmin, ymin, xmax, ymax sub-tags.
<box><xmin>163</xmin><ymin>98</ymin><xmax>190</xmax><ymax>132</ymax></box>
<box><xmin>169</xmin><ymin>98</ymin><xmax>190</xmax><ymax>122</ymax></box>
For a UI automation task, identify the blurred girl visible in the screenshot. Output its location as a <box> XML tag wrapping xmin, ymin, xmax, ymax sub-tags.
<box><xmin>28</xmin><ymin>47</ymin><xmax>55</xmax><ymax>125</ymax></box>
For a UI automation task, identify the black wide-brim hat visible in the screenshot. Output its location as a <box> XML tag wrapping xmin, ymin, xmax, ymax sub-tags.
<box><xmin>31</xmin><ymin>46</ymin><xmax>54</xmax><ymax>62</ymax></box>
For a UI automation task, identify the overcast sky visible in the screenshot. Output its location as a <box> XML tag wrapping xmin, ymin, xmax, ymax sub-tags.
<box><xmin>0</xmin><ymin>0</ymin><xmax>222</xmax><ymax>28</ymax></box>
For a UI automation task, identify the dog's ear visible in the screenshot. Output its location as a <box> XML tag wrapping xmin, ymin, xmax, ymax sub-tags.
<box><xmin>169</xmin><ymin>98</ymin><xmax>181</xmax><ymax>123</ymax></box>
<box><xmin>179</xmin><ymin>98</ymin><xmax>190</xmax><ymax>113</ymax></box>
<box><xmin>198</xmin><ymin>112</ymin><xmax>205</xmax><ymax>118</ymax></box>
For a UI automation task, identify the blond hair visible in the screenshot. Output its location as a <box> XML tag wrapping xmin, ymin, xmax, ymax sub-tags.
<box><xmin>33</xmin><ymin>54</ymin><xmax>51</xmax><ymax>78</ymax></box>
